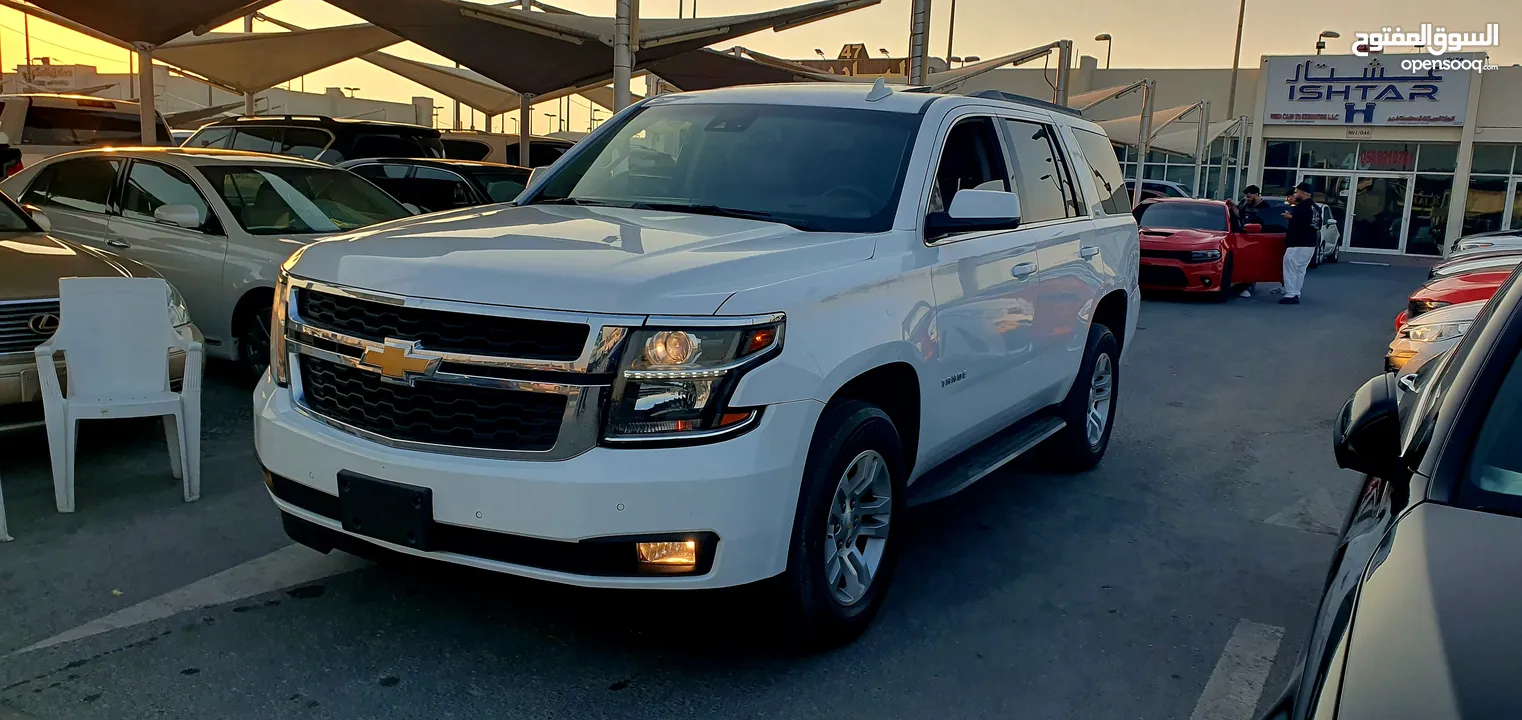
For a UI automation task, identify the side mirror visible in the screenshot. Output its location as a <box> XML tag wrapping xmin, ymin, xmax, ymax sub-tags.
<box><xmin>153</xmin><ymin>204</ymin><xmax>202</xmax><ymax>229</ymax></box>
<box><xmin>401</xmin><ymin>202</ymin><xmax>423</xmax><ymax>215</ymax></box>
<box><xmin>25</xmin><ymin>204</ymin><xmax>51</xmax><ymax>232</ymax></box>
<box><xmin>927</xmin><ymin>188</ymin><xmax>1022</xmax><ymax>240</ymax></box>
<box><xmin>1243</xmin><ymin>223</ymin><xmax>1263</xmax><ymax>233</ymax></box>
<box><xmin>1333</xmin><ymin>373</ymin><xmax>1403</xmax><ymax>477</ymax></box>
<box><xmin>527</xmin><ymin>166</ymin><xmax>548</xmax><ymax>187</ymax></box>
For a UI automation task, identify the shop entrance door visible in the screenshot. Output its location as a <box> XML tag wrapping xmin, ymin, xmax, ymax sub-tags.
<box><xmin>1298</xmin><ymin>173</ymin><xmax>1351</xmax><ymax>249</ymax></box>
<box><xmin>1302</xmin><ymin>170</ymin><xmax>1413</xmax><ymax>253</ymax></box>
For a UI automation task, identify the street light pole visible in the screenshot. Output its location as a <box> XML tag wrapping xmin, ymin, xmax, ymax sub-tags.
<box><xmin>1094</xmin><ymin>33</ymin><xmax>1112</xmax><ymax>69</ymax></box>
<box><xmin>945</xmin><ymin>0</ymin><xmax>956</xmax><ymax>69</ymax></box>
<box><xmin>1221</xmin><ymin>0</ymin><xmax>1246</xmax><ymax>198</ymax></box>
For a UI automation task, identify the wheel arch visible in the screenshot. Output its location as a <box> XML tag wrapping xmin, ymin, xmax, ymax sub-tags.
<box><xmin>1093</xmin><ymin>288</ymin><xmax>1130</xmax><ymax>354</ymax></box>
<box><xmin>817</xmin><ymin>348</ymin><xmax>924</xmax><ymax>476</ymax></box>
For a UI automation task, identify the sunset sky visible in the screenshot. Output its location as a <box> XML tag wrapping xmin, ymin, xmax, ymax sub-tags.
<box><xmin>0</xmin><ymin>0</ymin><xmax>1515</xmax><ymax>130</ymax></box>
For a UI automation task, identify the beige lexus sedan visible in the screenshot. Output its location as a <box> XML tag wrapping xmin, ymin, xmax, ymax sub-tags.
<box><xmin>0</xmin><ymin>193</ymin><xmax>201</xmax><ymax>429</ymax></box>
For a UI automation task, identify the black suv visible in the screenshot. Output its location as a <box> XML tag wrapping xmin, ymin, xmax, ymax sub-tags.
<box><xmin>182</xmin><ymin>116</ymin><xmax>444</xmax><ymax>164</ymax></box>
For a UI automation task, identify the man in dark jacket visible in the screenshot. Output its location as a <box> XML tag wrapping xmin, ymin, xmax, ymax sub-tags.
<box><xmin>1279</xmin><ymin>182</ymin><xmax>1319</xmax><ymax>305</ymax></box>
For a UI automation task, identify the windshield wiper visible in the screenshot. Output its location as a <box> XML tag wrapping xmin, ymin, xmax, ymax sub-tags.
<box><xmin>533</xmin><ymin>197</ymin><xmax>640</xmax><ymax>207</ymax></box>
<box><xmin>631</xmin><ymin>203</ymin><xmax>812</xmax><ymax>230</ymax></box>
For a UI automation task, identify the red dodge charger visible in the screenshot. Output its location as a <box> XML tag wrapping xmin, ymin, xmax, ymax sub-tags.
<box><xmin>1135</xmin><ymin>198</ymin><xmax>1287</xmax><ymax>301</ymax></box>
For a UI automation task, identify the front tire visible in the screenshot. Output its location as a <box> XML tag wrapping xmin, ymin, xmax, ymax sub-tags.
<box><xmin>237</xmin><ymin>303</ymin><xmax>274</xmax><ymax>381</ymax></box>
<box><xmin>1046</xmin><ymin>323</ymin><xmax>1120</xmax><ymax>472</ymax></box>
<box><xmin>1212</xmin><ymin>255</ymin><xmax>1234</xmax><ymax>303</ymax></box>
<box><xmin>777</xmin><ymin>400</ymin><xmax>906</xmax><ymax>649</ymax></box>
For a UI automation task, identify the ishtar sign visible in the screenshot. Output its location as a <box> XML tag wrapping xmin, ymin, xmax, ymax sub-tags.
<box><xmin>1262</xmin><ymin>55</ymin><xmax>1474</xmax><ymax>126</ymax></box>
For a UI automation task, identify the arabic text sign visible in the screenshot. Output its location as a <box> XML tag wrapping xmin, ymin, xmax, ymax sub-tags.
<box><xmin>1263</xmin><ymin>55</ymin><xmax>1473</xmax><ymax>126</ymax></box>
<box><xmin>1351</xmin><ymin>23</ymin><xmax>1499</xmax><ymax>56</ymax></box>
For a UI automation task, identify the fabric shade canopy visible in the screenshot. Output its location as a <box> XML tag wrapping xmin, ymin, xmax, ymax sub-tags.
<box><xmin>644</xmin><ymin>48</ymin><xmax>841</xmax><ymax>92</ymax></box>
<box><xmin>156</xmin><ymin>25</ymin><xmax>402</xmax><ymax>93</ymax></box>
<box><xmin>1096</xmin><ymin>103</ymin><xmax>1201</xmax><ymax>151</ymax></box>
<box><xmin>22</xmin><ymin>0</ymin><xmax>277</xmax><ymax>45</ymax></box>
<box><xmin>323</xmin><ymin>0</ymin><xmax>879</xmax><ymax>96</ymax></box>
<box><xmin>362</xmin><ymin>52</ymin><xmax>520</xmax><ymax>115</ymax></box>
<box><xmin>164</xmin><ymin>102</ymin><xmax>247</xmax><ymax>129</ymax></box>
<box><xmin>1149</xmin><ymin>119</ymin><xmax>1242</xmax><ymax>157</ymax></box>
<box><xmin>1068</xmin><ymin>83</ymin><xmax>1147</xmax><ymax>112</ymax></box>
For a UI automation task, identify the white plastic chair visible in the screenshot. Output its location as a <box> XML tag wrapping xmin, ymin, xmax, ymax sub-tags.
<box><xmin>34</xmin><ymin>277</ymin><xmax>203</xmax><ymax>513</ymax></box>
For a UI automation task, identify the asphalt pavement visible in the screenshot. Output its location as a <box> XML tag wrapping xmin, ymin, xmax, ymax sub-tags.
<box><xmin>0</xmin><ymin>258</ymin><xmax>1428</xmax><ymax>720</ymax></box>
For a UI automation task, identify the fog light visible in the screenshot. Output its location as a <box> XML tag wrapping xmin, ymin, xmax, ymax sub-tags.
<box><xmin>1201</xmin><ymin>277</ymin><xmax>1213</xmax><ymax>287</ymax></box>
<box><xmin>636</xmin><ymin>540</ymin><xmax>698</xmax><ymax>566</ymax></box>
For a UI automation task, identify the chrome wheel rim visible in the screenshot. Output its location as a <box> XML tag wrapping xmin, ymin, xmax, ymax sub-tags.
<box><xmin>825</xmin><ymin>449</ymin><xmax>892</xmax><ymax>606</ymax></box>
<box><xmin>1086</xmin><ymin>353</ymin><xmax>1114</xmax><ymax>446</ymax></box>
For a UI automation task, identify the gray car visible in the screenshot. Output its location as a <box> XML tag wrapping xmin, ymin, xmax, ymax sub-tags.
<box><xmin>0</xmin><ymin>147</ymin><xmax>413</xmax><ymax>377</ymax></box>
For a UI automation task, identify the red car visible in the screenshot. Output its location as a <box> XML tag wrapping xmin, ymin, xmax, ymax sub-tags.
<box><xmin>1397</xmin><ymin>268</ymin><xmax>1514</xmax><ymax>329</ymax></box>
<box><xmin>1134</xmin><ymin>198</ymin><xmax>1285</xmax><ymax>300</ymax></box>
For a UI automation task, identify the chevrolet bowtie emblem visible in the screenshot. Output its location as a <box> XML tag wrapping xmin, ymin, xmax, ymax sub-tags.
<box><xmin>359</xmin><ymin>339</ymin><xmax>439</xmax><ymax>385</ymax></box>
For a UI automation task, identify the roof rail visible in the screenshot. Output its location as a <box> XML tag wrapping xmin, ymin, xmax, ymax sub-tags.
<box><xmin>969</xmin><ymin>89</ymin><xmax>1085</xmax><ymax>118</ymax></box>
<box><xmin>235</xmin><ymin>114</ymin><xmax>335</xmax><ymax>122</ymax></box>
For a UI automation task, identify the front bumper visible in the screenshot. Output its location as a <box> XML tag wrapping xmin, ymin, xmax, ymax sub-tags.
<box><xmin>1138</xmin><ymin>256</ymin><xmax>1226</xmax><ymax>292</ymax></box>
<box><xmin>253</xmin><ymin>373</ymin><xmax>824</xmax><ymax>589</ymax></box>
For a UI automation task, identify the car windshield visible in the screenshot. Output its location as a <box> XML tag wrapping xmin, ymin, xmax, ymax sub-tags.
<box><xmin>464</xmin><ymin>167</ymin><xmax>532</xmax><ymax>203</ymax></box>
<box><xmin>527</xmin><ymin>102</ymin><xmax>921</xmax><ymax>232</ymax></box>
<box><xmin>1133</xmin><ymin>202</ymin><xmax>1227</xmax><ymax>231</ymax></box>
<box><xmin>198</xmin><ymin>165</ymin><xmax>410</xmax><ymax>235</ymax></box>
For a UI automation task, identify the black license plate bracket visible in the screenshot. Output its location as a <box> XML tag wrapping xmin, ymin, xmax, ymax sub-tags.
<box><xmin>337</xmin><ymin>470</ymin><xmax>432</xmax><ymax>550</ymax></box>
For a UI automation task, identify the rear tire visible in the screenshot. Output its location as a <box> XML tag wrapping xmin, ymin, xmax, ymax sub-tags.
<box><xmin>776</xmin><ymin>400</ymin><xmax>906</xmax><ymax>650</ymax></box>
<box><xmin>1046</xmin><ymin>323</ymin><xmax>1120</xmax><ymax>472</ymax></box>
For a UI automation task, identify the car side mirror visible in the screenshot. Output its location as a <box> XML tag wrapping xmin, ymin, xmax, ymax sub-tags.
<box><xmin>527</xmin><ymin>166</ymin><xmax>548</xmax><ymax>187</ymax></box>
<box><xmin>401</xmin><ymin>202</ymin><xmax>422</xmax><ymax>215</ymax></box>
<box><xmin>927</xmin><ymin>188</ymin><xmax>1022</xmax><ymax>240</ymax></box>
<box><xmin>24</xmin><ymin>204</ymin><xmax>51</xmax><ymax>232</ymax></box>
<box><xmin>1243</xmin><ymin>223</ymin><xmax>1263</xmax><ymax>233</ymax></box>
<box><xmin>1333</xmin><ymin>373</ymin><xmax>1403</xmax><ymax>477</ymax></box>
<box><xmin>153</xmin><ymin>204</ymin><xmax>202</xmax><ymax>229</ymax></box>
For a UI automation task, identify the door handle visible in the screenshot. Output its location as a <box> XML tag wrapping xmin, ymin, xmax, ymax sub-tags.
<box><xmin>1010</xmin><ymin>262</ymin><xmax>1037</xmax><ymax>279</ymax></box>
<box><xmin>106</xmin><ymin>239</ymin><xmax>131</xmax><ymax>249</ymax></box>
<box><xmin>1079</xmin><ymin>245</ymin><xmax>1100</xmax><ymax>260</ymax></box>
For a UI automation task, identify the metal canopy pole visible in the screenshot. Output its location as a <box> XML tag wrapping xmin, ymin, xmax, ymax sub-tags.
<box><xmin>1192</xmin><ymin>100</ymin><xmax>1210</xmax><ymax>197</ymax></box>
<box><xmin>519</xmin><ymin>94</ymin><xmax>533</xmax><ymax>163</ymax></box>
<box><xmin>1134</xmin><ymin>79</ymin><xmax>1156</xmax><ymax>208</ymax></box>
<box><xmin>1234</xmin><ymin>115</ymin><xmax>1247</xmax><ymax>199</ymax></box>
<box><xmin>135</xmin><ymin>43</ymin><xmax>155</xmax><ymax>144</ymax></box>
<box><xmin>907</xmin><ymin>0</ymin><xmax>931</xmax><ymax>85</ymax></box>
<box><xmin>242</xmin><ymin>15</ymin><xmax>256</xmax><ymax>116</ymax></box>
<box><xmin>1054</xmin><ymin>39</ymin><xmax>1073</xmax><ymax>106</ymax></box>
<box><xmin>614</xmin><ymin>0</ymin><xmax>634</xmax><ymax>109</ymax></box>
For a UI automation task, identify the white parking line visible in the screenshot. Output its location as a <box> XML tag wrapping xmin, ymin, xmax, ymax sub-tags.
<box><xmin>1348</xmin><ymin>261</ymin><xmax>1390</xmax><ymax>266</ymax></box>
<box><xmin>1189</xmin><ymin>620</ymin><xmax>1285</xmax><ymax>720</ymax></box>
<box><xmin>10</xmin><ymin>544</ymin><xmax>368</xmax><ymax>656</ymax></box>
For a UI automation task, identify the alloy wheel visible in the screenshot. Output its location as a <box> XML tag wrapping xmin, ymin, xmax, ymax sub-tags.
<box><xmin>1086</xmin><ymin>353</ymin><xmax>1114</xmax><ymax>447</ymax></box>
<box><xmin>824</xmin><ymin>449</ymin><xmax>892</xmax><ymax>606</ymax></box>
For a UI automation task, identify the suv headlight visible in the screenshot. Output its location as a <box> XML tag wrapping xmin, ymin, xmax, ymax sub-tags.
<box><xmin>167</xmin><ymin>284</ymin><xmax>192</xmax><ymax>328</ymax></box>
<box><xmin>269</xmin><ymin>272</ymin><xmax>291</xmax><ymax>386</ymax></box>
<box><xmin>603</xmin><ymin>318</ymin><xmax>783</xmax><ymax>443</ymax></box>
<box><xmin>1406</xmin><ymin>320</ymin><xmax>1471</xmax><ymax>344</ymax></box>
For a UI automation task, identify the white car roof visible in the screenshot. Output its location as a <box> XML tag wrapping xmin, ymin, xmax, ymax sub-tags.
<box><xmin>29</xmin><ymin>146</ymin><xmax>333</xmax><ymax>169</ymax></box>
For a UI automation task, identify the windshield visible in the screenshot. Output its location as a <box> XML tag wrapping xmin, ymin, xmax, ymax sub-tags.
<box><xmin>1133</xmin><ymin>202</ymin><xmax>1227</xmax><ymax>231</ymax></box>
<box><xmin>528</xmin><ymin>102</ymin><xmax>921</xmax><ymax>232</ymax></box>
<box><xmin>465</xmin><ymin>167</ymin><xmax>532</xmax><ymax>203</ymax></box>
<box><xmin>199</xmin><ymin>165</ymin><xmax>410</xmax><ymax>235</ymax></box>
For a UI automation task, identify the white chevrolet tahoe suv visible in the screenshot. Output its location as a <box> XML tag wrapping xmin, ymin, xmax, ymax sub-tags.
<box><xmin>255</xmin><ymin>82</ymin><xmax>1140</xmax><ymax>645</ymax></box>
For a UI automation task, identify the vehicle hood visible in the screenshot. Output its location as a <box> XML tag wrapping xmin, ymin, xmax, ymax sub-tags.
<box><xmin>1412</xmin><ymin>270</ymin><xmax>1511</xmax><ymax>302</ymax></box>
<box><xmin>1335</xmin><ymin>503</ymin><xmax>1522</xmax><ymax>719</ymax></box>
<box><xmin>288</xmin><ymin>204</ymin><xmax>876</xmax><ymax>315</ymax></box>
<box><xmin>1405</xmin><ymin>299</ymin><xmax>1486</xmax><ymax>327</ymax></box>
<box><xmin>1138</xmin><ymin>227</ymin><xmax>1226</xmax><ymax>251</ymax></box>
<box><xmin>0</xmin><ymin>231</ymin><xmax>158</xmax><ymax>301</ymax></box>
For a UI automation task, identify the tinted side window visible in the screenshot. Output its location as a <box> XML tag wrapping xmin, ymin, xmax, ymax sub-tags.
<box><xmin>1001</xmin><ymin>119</ymin><xmax>1076</xmax><ymax>223</ymax></box>
<box><xmin>20</xmin><ymin>106</ymin><xmax>164</xmax><ymax>146</ymax></box>
<box><xmin>351</xmin><ymin>133</ymin><xmax>430</xmax><ymax>159</ymax></box>
<box><xmin>929</xmin><ymin>117</ymin><xmax>1010</xmax><ymax>215</ymax></box>
<box><xmin>1071</xmin><ymin>129</ymin><xmax>1130</xmax><ymax>215</ymax></box>
<box><xmin>281</xmin><ymin>128</ymin><xmax>332</xmax><ymax>160</ymax></box>
<box><xmin>27</xmin><ymin>158</ymin><xmax>121</xmax><ymax>213</ymax></box>
<box><xmin>231</xmin><ymin>127</ymin><xmax>282</xmax><ymax>154</ymax></box>
<box><xmin>184</xmin><ymin>127</ymin><xmax>233</xmax><ymax>149</ymax></box>
<box><xmin>442</xmin><ymin>139</ymin><xmax>491</xmax><ymax>161</ymax></box>
<box><xmin>411</xmin><ymin>167</ymin><xmax>478</xmax><ymax>211</ymax></box>
<box><xmin>120</xmin><ymin>161</ymin><xmax>212</xmax><ymax>229</ymax></box>
<box><xmin>349</xmin><ymin>163</ymin><xmax>414</xmax><ymax>200</ymax></box>
<box><xmin>1248</xmin><ymin>199</ymin><xmax>1291</xmax><ymax>234</ymax></box>
<box><xmin>528</xmin><ymin>144</ymin><xmax>568</xmax><ymax>167</ymax></box>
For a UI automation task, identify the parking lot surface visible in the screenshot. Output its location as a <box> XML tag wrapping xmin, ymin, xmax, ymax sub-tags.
<box><xmin>0</xmin><ymin>260</ymin><xmax>1425</xmax><ymax>720</ymax></box>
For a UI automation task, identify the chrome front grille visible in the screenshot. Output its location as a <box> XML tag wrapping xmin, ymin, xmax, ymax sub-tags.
<box><xmin>284</xmin><ymin>279</ymin><xmax>636</xmax><ymax>461</ymax></box>
<box><xmin>0</xmin><ymin>299</ymin><xmax>60</xmax><ymax>355</ymax></box>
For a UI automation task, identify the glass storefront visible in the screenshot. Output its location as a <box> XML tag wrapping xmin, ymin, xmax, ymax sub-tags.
<box><xmin>1265</xmin><ymin>141</ymin><xmax>1459</xmax><ymax>256</ymax></box>
<box><xmin>1465</xmin><ymin>144</ymin><xmax>1521</xmax><ymax>238</ymax></box>
<box><xmin>1112</xmin><ymin>136</ymin><xmax>1242</xmax><ymax>200</ymax></box>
